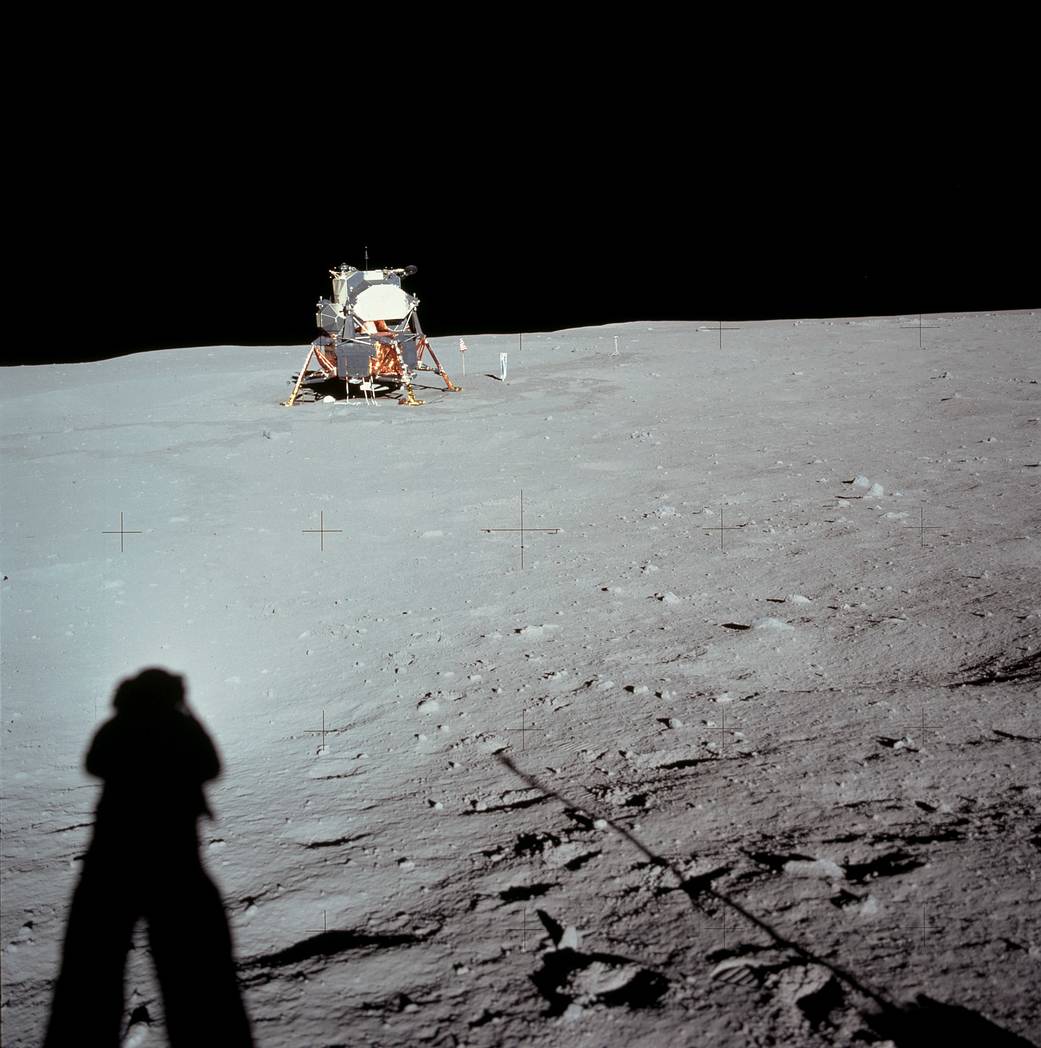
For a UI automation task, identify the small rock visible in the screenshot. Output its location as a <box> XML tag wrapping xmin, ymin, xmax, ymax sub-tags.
<box><xmin>751</xmin><ymin>616</ymin><xmax>795</xmax><ymax>631</ymax></box>
<box><xmin>558</xmin><ymin>926</ymin><xmax>581</xmax><ymax>950</ymax></box>
<box><xmin>783</xmin><ymin>857</ymin><xmax>844</xmax><ymax>880</ymax></box>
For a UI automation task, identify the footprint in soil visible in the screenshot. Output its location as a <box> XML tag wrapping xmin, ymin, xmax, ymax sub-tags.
<box><xmin>529</xmin><ymin>910</ymin><xmax>668</xmax><ymax>1016</ymax></box>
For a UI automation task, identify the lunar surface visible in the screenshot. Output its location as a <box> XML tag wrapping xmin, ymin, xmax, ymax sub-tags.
<box><xmin>2</xmin><ymin>312</ymin><xmax>1039</xmax><ymax>1046</ymax></box>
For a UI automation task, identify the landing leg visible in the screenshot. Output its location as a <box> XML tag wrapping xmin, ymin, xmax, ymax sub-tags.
<box><xmin>419</xmin><ymin>339</ymin><xmax>462</xmax><ymax>392</ymax></box>
<box><xmin>283</xmin><ymin>347</ymin><xmax>317</xmax><ymax>406</ymax></box>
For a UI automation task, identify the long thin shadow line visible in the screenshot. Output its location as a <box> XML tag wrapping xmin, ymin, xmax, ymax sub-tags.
<box><xmin>496</xmin><ymin>753</ymin><xmax>892</xmax><ymax>1012</ymax></box>
<box><xmin>496</xmin><ymin>767</ymin><xmax>1038</xmax><ymax>1042</ymax></box>
<box><xmin>240</xmin><ymin>929</ymin><xmax>426</xmax><ymax>970</ymax></box>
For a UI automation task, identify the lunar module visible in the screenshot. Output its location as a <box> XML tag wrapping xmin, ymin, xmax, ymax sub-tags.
<box><xmin>283</xmin><ymin>264</ymin><xmax>461</xmax><ymax>406</ymax></box>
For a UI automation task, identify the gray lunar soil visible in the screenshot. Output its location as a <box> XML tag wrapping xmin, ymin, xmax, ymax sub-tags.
<box><xmin>2</xmin><ymin>311</ymin><xmax>1039</xmax><ymax>1046</ymax></box>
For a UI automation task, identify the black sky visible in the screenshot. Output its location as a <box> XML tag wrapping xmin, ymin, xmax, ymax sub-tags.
<box><xmin>13</xmin><ymin>31</ymin><xmax>1035</xmax><ymax>367</ymax></box>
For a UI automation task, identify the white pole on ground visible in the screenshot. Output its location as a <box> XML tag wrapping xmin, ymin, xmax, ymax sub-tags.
<box><xmin>613</xmin><ymin>336</ymin><xmax>619</xmax><ymax>356</ymax></box>
<box><xmin>500</xmin><ymin>352</ymin><xmax>508</xmax><ymax>382</ymax></box>
<box><xmin>459</xmin><ymin>338</ymin><xmax>467</xmax><ymax>376</ymax></box>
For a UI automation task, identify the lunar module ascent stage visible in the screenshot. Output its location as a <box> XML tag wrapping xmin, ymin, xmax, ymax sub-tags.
<box><xmin>283</xmin><ymin>264</ymin><xmax>461</xmax><ymax>406</ymax></box>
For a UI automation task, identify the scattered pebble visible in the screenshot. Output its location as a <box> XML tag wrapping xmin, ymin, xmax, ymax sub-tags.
<box><xmin>783</xmin><ymin>857</ymin><xmax>844</xmax><ymax>880</ymax></box>
<box><xmin>558</xmin><ymin>926</ymin><xmax>581</xmax><ymax>950</ymax></box>
<box><xmin>514</xmin><ymin>624</ymin><xmax>561</xmax><ymax>637</ymax></box>
<box><xmin>851</xmin><ymin>474</ymin><xmax>884</xmax><ymax>497</ymax></box>
<box><xmin>751</xmin><ymin>616</ymin><xmax>795</xmax><ymax>631</ymax></box>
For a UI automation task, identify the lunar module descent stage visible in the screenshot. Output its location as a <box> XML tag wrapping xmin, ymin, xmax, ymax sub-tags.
<box><xmin>283</xmin><ymin>264</ymin><xmax>461</xmax><ymax>406</ymax></box>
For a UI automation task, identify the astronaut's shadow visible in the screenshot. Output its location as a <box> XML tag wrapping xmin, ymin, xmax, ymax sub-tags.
<box><xmin>44</xmin><ymin>668</ymin><xmax>253</xmax><ymax>1047</ymax></box>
